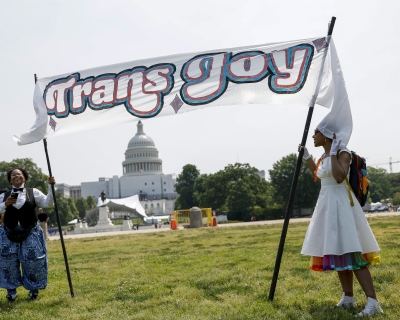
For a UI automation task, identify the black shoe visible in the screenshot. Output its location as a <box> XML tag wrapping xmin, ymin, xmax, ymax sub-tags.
<box><xmin>6</xmin><ymin>294</ymin><xmax>17</xmax><ymax>302</ymax></box>
<box><xmin>29</xmin><ymin>290</ymin><xmax>38</xmax><ymax>300</ymax></box>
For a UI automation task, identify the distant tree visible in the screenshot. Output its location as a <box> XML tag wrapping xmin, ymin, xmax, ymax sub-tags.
<box><xmin>194</xmin><ymin>170</ymin><xmax>227</xmax><ymax>209</ymax></box>
<box><xmin>86</xmin><ymin>196</ymin><xmax>96</xmax><ymax>209</ymax></box>
<box><xmin>0</xmin><ymin>158</ymin><xmax>48</xmax><ymax>193</ymax></box>
<box><xmin>367</xmin><ymin>167</ymin><xmax>391</xmax><ymax>202</ymax></box>
<box><xmin>174</xmin><ymin>164</ymin><xmax>200</xmax><ymax>210</ymax></box>
<box><xmin>225</xmin><ymin>173</ymin><xmax>269</xmax><ymax>215</ymax></box>
<box><xmin>67</xmin><ymin>197</ymin><xmax>79</xmax><ymax>219</ymax></box>
<box><xmin>47</xmin><ymin>192</ymin><xmax>74</xmax><ymax>226</ymax></box>
<box><xmin>226</xmin><ymin>178</ymin><xmax>254</xmax><ymax>213</ymax></box>
<box><xmin>392</xmin><ymin>192</ymin><xmax>400</xmax><ymax>206</ymax></box>
<box><xmin>75</xmin><ymin>197</ymin><xmax>88</xmax><ymax>219</ymax></box>
<box><xmin>388</xmin><ymin>173</ymin><xmax>400</xmax><ymax>196</ymax></box>
<box><xmin>193</xmin><ymin>173</ymin><xmax>209</xmax><ymax>206</ymax></box>
<box><xmin>194</xmin><ymin>163</ymin><xmax>270</xmax><ymax>215</ymax></box>
<box><xmin>269</xmin><ymin>154</ymin><xmax>320</xmax><ymax>209</ymax></box>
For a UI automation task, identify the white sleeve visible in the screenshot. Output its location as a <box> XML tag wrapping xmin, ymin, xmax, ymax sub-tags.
<box><xmin>339</xmin><ymin>148</ymin><xmax>352</xmax><ymax>164</ymax></box>
<box><xmin>33</xmin><ymin>185</ymin><xmax>54</xmax><ymax>208</ymax></box>
<box><xmin>339</xmin><ymin>147</ymin><xmax>351</xmax><ymax>155</ymax></box>
<box><xmin>0</xmin><ymin>193</ymin><xmax>5</xmax><ymax>213</ymax></box>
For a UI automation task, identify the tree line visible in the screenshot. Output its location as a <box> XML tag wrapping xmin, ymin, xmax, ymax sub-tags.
<box><xmin>174</xmin><ymin>154</ymin><xmax>320</xmax><ymax>221</ymax></box>
<box><xmin>1</xmin><ymin>157</ymin><xmax>399</xmax><ymax>224</ymax></box>
<box><xmin>174</xmin><ymin>155</ymin><xmax>400</xmax><ymax>221</ymax></box>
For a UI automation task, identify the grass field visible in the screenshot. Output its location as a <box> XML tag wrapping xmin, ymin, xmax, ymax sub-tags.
<box><xmin>0</xmin><ymin>216</ymin><xmax>398</xmax><ymax>319</ymax></box>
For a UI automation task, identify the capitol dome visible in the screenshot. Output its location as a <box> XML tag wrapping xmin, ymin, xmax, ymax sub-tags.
<box><xmin>127</xmin><ymin>123</ymin><xmax>155</xmax><ymax>148</ymax></box>
<box><xmin>122</xmin><ymin>121</ymin><xmax>163</xmax><ymax>176</ymax></box>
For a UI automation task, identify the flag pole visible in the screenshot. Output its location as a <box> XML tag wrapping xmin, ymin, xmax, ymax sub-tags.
<box><xmin>35</xmin><ymin>74</ymin><xmax>75</xmax><ymax>298</ymax></box>
<box><xmin>268</xmin><ymin>17</ymin><xmax>336</xmax><ymax>301</ymax></box>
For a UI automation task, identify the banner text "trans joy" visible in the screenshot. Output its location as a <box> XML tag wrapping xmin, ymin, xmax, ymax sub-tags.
<box><xmin>44</xmin><ymin>44</ymin><xmax>314</xmax><ymax>118</ymax></box>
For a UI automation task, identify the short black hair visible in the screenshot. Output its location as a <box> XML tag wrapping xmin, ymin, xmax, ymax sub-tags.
<box><xmin>7</xmin><ymin>168</ymin><xmax>29</xmax><ymax>184</ymax></box>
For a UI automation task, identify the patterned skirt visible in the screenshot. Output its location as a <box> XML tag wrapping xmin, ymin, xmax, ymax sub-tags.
<box><xmin>309</xmin><ymin>251</ymin><xmax>381</xmax><ymax>272</ymax></box>
<box><xmin>0</xmin><ymin>224</ymin><xmax>48</xmax><ymax>290</ymax></box>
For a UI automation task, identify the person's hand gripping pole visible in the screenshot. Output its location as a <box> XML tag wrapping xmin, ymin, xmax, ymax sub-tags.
<box><xmin>298</xmin><ymin>144</ymin><xmax>311</xmax><ymax>160</ymax></box>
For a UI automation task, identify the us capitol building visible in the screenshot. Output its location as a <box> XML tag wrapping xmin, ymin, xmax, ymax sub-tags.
<box><xmin>57</xmin><ymin>121</ymin><xmax>177</xmax><ymax>216</ymax></box>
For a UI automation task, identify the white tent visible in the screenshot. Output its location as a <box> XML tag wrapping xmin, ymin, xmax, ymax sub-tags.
<box><xmin>96</xmin><ymin>194</ymin><xmax>147</xmax><ymax>218</ymax></box>
<box><xmin>143</xmin><ymin>215</ymin><xmax>171</xmax><ymax>224</ymax></box>
<box><xmin>371</xmin><ymin>202</ymin><xmax>382</xmax><ymax>209</ymax></box>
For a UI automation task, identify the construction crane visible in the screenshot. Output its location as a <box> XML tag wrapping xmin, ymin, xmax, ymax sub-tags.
<box><xmin>369</xmin><ymin>157</ymin><xmax>400</xmax><ymax>174</ymax></box>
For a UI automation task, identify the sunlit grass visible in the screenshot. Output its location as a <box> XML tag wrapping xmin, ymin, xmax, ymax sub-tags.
<box><xmin>0</xmin><ymin>216</ymin><xmax>397</xmax><ymax>319</ymax></box>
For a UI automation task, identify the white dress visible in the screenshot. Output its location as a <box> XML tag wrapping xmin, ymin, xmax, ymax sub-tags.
<box><xmin>301</xmin><ymin>149</ymin><xmax>380</xmax><ymax>257</ymax></box>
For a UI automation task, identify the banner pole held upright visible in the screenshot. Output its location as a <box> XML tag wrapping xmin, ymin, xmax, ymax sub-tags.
<box><xmin>35</xmin><ymin>74</ymin><xmax>75</xmax><ymax>298</ymax></box>
<box><xmin>268</xmin><ymin>17</ymin><xmax>336</xmax><ymax>302</ymax></box>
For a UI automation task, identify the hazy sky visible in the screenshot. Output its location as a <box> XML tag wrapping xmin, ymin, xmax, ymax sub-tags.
<box><xmin>1</xmin><ymin>0</ymin><xmax>399</xmax><ymax>186</ymax></box>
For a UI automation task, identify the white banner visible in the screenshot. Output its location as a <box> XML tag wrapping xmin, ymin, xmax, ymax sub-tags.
<box><xmin>14</xmin><ymin>37</ymin><xmax>351</xmax><ymax>145</ymax></box>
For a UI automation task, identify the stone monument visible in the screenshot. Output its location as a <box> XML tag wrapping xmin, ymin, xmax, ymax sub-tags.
<box><xmin>95</xmin><ymin>206</ymin><xmax>117</xmax><ymax>231</ymax></box>
<box><xmin>190</xmin><ymin>207</ymin><xmax>203</xmax><ymax>228</ymax></box>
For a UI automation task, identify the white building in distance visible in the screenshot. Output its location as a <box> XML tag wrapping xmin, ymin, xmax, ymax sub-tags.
<box><xmin>54</xmin><ymin>184</ymin><xmax>82</xmax><ymax>199</ymax></box>
<box><xmin>81</xmin><ymin>121</ymin><xmax>177</xmax><ymax>216</ymax></box>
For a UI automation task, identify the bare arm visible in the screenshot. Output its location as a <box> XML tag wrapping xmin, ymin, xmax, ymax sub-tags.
<box><xmin>305</xmin><ymin>157</ymin><xmax>316</xmax><ymax>175</ymax></box>
<box><xmin>331</xmin><ymin>151</ymin><xmax>351</xmax><ymax>183</ymax></box>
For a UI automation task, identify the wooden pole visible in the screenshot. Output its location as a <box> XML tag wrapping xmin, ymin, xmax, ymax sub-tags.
<box><xmin>35</xmin><ymin>74</ymin><xmax>75</xmax><ymax>297</ymax></box>
<box><xmin>268</xmin><ymin>17</ymin><xmax>336</xmax><ymax>301</ymax></box>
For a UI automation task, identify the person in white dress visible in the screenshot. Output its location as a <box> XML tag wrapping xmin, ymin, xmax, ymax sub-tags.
<box><xmin>299</xmin><ymin>129</ymin><xmax>383</xmax><ymax>317</ymax></box>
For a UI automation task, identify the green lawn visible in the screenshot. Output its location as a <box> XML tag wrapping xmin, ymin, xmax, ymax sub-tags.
<box><xmin>0</xmin><ymin>216</ymin><xmax>398</xmax><ymax>319</ymax></box>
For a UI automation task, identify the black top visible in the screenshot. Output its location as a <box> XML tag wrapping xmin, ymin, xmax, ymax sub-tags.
<box><xmin>2</xmin><ymin>188</ymin><xmax>37</xmax><ymax>229</ymax></box>
<box><xmin>38</xmin><ymin>213</ymin><xmax>48</xmax><ymax>222</ymax></box>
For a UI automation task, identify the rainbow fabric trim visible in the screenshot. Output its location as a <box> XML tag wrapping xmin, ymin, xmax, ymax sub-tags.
<box><xmin>309</xmin><ymin>251</ymin><xmax>381</xmax><ymax>272</ymax></box>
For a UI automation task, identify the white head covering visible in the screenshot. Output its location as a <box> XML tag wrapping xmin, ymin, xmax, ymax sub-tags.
<box><xmin>316</xmin><ymin>40</ymin><xmax>352</xmax><ymax>148</ymax></box>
